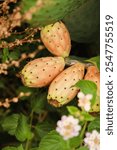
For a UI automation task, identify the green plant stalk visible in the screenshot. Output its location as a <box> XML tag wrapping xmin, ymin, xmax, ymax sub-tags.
<box><xmin>66</xmin><ymin>140</ymin><xmax>70</xmax><ymax>150</ymax></box>
<box><xmin>79</xmin><ymin>121</ymin><xmax>88</xmax><ymax>147</ymax></box>
<box><xmin>80</xmin><ymin>121</ymin><xmax>87</xmax><ymax>138</ymax></box>
<box><xmin>25</xmin><ymin>110</ymin><xmax>34</xmax><ymax>150</ymax></box>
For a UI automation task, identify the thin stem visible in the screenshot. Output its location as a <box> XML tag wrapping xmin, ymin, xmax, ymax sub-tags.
<box><xmin>25</xmin><ymin>140</ymin><xmax>30</xmax><ymax>150</ymax></box>
<box><xmin>79</xmin><ymin>121</ymin><xmax>88</xmax><ymax>147</ymax></box>
<box><xmin>66</xmin><ymin>140</ymin><xmax>70</xmax><ymax>149</ymax></box>
<box><xmin>80</xmin><ymin>121</ymin><xmax>87</xmax><ymax>138</ymax></box>
<box><xmin>25</xmin><ymin>111</ymin><xmax>34</xmax><ymax>150</ymax></box>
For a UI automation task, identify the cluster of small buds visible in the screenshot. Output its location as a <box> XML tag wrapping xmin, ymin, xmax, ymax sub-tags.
<box><xmin>0</xmin><ymin>28</ymin><xmax>41</xmax><ymax>49</ymax></box>
<box><xmin>0</xmin><ymin>92</ymin><xmax>31</xmax><ymax>108</ymax></box>
<box><xmin>0</xmin><ymin>0</ymin><xmax>17</xmax><ymax>14</ymax></box>
<box><xmin>56</xmin><ymin>115</ymin><xmax>81</xmax><ymax>140</ymax></box>
<box><xmin>77</xmin><ymin>92</ymin><xmax>93</xmax><ymax>112</ymax></box>
<box><xmin>0</xmin><ymin>5</ymin><xmax>21</xmax><ymax>39</ymax></box>
<box><xmin>0</xmin><ymin>63</ymin><xmax>8</xmax><ymax>75</ymax></box>
<box><xmin>0</xmin><ymin>47</ymin><xmax>44</xmax><ymax>75</ymax></box>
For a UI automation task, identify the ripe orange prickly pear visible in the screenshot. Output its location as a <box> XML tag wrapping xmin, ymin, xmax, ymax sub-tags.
<box><xmin>47</xmin><ymin>62</ymin><xmax>85</xmax><ymax>107</ymax></box>
<box><xmin>84</xmin><ymin>65</ymin><xmax>100</xmax><ymax>112</ymax></box>
<box><xmin>20</xmin><ymin>57</ymin><xmax>65</xmax><ymax>88</ymax></box>
<box><xmin>40</xmin><ymin>21</ymin><xmax>71</xmax><ymax>57</ymax></box>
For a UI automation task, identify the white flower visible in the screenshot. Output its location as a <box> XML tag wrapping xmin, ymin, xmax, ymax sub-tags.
<box><xmin>84</xmin><ymin>130</ymin><xmax>100</xmax><ymax>150</ymax></box>
<box><xmin>77</xmin><ymin>92</ymin><xmax>93</xmax><ymax>112</ymax></box>
<box><xmin>56</xmin><ymin>115</ymin><xmax>81</xmax><ymax>140</ymax></box>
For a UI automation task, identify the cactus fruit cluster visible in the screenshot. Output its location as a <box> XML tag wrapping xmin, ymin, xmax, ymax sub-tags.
<box><xmin>19</xmin><ymin>20</ymin><xmax>100</xmax><ymax>107</ymax></box>
<box><xmin>0</xmin><ymin>0</ymin><xmax>100</xmax><ymax>149</ymax></box>
<box><xmin>19</xmin><ymin>17</ymin><xmax>100</xmax><ymax>108</ymax></box>
<box><xmin>40</xmin><ymin>21</ymin><xmax>71</xmax><ymax>57</ymax></box>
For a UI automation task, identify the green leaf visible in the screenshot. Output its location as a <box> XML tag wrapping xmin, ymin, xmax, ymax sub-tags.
<box><xmin>15</xmin><ymin>114</ymin><xmax>33</xmax><ymax>141</ymax></box>
<box><xmin>9</xmin><ymin>51</ymin><xmax>20</xmax><ymax>60</ymax></box>
<box><xmin>0</xmin><ymin>80</ymin><xmax>5</xmax><ymax>88</ymax></box>
<box><xmin>75</xmin><ymin>80</ymin><xmax>97</xmax><ymax>105</ymax></box>
<box><xmin>2</xmin><ymin>145</ymin><xmax>24</xmax><ymax>150</ymax></box>
<box><xmin>2</xmin><ymin>114</ymin><xmax>33</xmax><ymax>142</ymax></box>
<box><xmin>67</xmin><ymin>106</ymin><xmax>95</xmax><ymax>122</ymax></box>
<box><xmin>2</xmin><ymin>48</ymin><xmax>9</xmax><ymax>62</ymax></box>
<box><xmin>21</xmin><ymin>0</ymin><xmax>87</xmax><ymax>27</ymax></box>
<box><xmin>69</xmin><ymin>136</ymin><xmax>82</xmax><ymax>148</ymax></box>
<box><xmin>81</xmin><ymin>112</ymin><xmax>95</xmax><ymax>121</ymax></box>
<box><xmin>88</xmin><ymin>117</ymin><xmax>100</xmax><ymax>132</ymax></box>
<box><xmin>77</xmin><ymin>146</ymin><xmax>89</xmax><ymax>150</ymax></box>
<box><xmin>67</xmin><ymin>106</ymin><xmax>80</xmax><ymax>116</ymax></box>
<box><xmin>67</xmin><ymin>106</ymin><xmax>82</xmax><ymax>119</ymax></box>
<box><xmin>86</xmin><ymin>56</ymin><xmax>100</xmax><ymax>70</ymax></box>
<box><xmin>2</xmin><ymin>114</ymin><xmax>19</xmax><ymax>135</ymax></box>
<box><xmin>31</xmin><ymin>148</ymin><xmax>39</xmax><ymax>150</ymax></box>
<box><xmin>2</xmin><ymin>147</ymin><xmax>16</xmax><ymax>150</ymax></box>
<box><xmin>35</xmin><ymin>121</ymin><xmax>55</xmax><ymax>138</ymax></box>
<box><xmin>31</xmin><ymin>92</ymin><xmax>47</xmax><ymax>113</ymax></box>
<box><xmin>38</xmin><ymin>130</ymin><xmax>71</xmax><ymax>150</ymax></box>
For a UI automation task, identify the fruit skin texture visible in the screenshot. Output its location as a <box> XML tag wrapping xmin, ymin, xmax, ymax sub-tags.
<box><xmin>40</xmin><ymin>21</ymin><xmax>71</xmax><ymax>57</ymax></box>
<box><xmin>48</xmin><ymin>63</ymin><xmax>85</xmax><ymax>107</ymax></box>
<box><xmin>84</xmin><ymin>65</ymin><xmax>100</xmax><ymax>112</ymax></box>
<box><xmin>20</xmin><ymin>57</ymin><xmax>65</xmax><ymax>88</ymax></box>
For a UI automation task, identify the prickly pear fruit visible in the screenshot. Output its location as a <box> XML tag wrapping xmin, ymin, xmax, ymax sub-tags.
<box><xmin>20</xmin><ymin>57</ymin><xmax>65</xmax><ymax>88</ymax></box>
<box><xmin>48</xmin><ymin>63</ymin><xmax>85</xmax><ymax>107</ymax></box>
<box><xmin>40</xmin><ymin>21</ymin><xmax>71</xmax><ymax>57</ymax></box>
<box><xmin>84</xmin><ymin>66</ymin><xmax>100</xmax><ymax>112</ymax></box>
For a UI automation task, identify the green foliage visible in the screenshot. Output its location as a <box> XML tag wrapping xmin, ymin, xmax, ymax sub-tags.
<box><xmin>35</xmin><ymin>121</ymin><xmax>55</xmax><ymax>138</ymax></box>
<box><xmin>2</xmin><ymin>145</ymin><xmax>24</xmax><ymax>150</ymax></box>
<box><xmin>38</xmin><ymin>130</ymin><xmax>82</xmax><ymax>150</ymax></box>
<box><xmin>0</xmin><ymin>80</ymin><xmax>5</xmax><ymax>88</ymax></box>
<box><xmin>31</xmin><ymin>91</ymin><xmax>47</xmax><ymax>113</ymax></box>
<box><xmin>63</xmin><ymin>0</ymin><xmax>100</xmax><ymax>43</ymax></box>
<box><xmin>31</xmin><ymin>148</ymin><xmax>39</xmax><ymax>150</ymax></box>
<box><xmin>38</xmin><ymin>130</ymin><xmax>70</xmax><ymax>150</ymax></box>
<box><xmin>86</xmin><ymin>56</ymin><xmax>100</xmax><ymax>70</ymax></box>
<box><xmin>2</xmin><ymin>48</ymin><xmax>9</xmax><ymax>62</ymax></box>
<box><xmin>75</xmin><ymin>80</ymin><xmax>97</xmax><ymax>105</ymax></box>
<box><xmin>77</xmin><ymin>146</ymin><xmax>89</xmax><ymax>150</ymax></box>
<box><xmin>67</xmin><ymin>106</ymin><xmax>80</xmax><ymax>117</ymax></box>
<box><xmin>81</xmin><ymin>111</ymin><xmax>95</xmax><ymax>121</ymax></box>
<box><xmin>9</xmin><ymin>51</ymin><xmax>20</xmax><ymax>60</ymax></box>
<box><xmin>2</xmin><ymin>114</ymin><xmax>33</xmax><ymax>142</ymax></box>
<box><xmin>67</xmin><ymin>106</ymin><xmax>95</xmax><ymax>121</ymax></box>
<box><xmin>21</xmin><ymin>0</ymin><xmax>88</xmax><ymax>27</ymax></box>
<box><xmin>69</xmin><ymin>136</ymin><xmax>82</xmax><ymax>148</ymax></box>
<box><xmin>0</xmin><ymin>0</ymin><xmax>100</xmax><ymax>149</ymax></box>
<box><xmin>88</xmin><ymin>117</ymin><xmax>100</xmax><ymax>132</ymax></box>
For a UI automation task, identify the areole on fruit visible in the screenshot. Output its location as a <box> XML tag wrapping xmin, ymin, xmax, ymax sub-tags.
<box><xmin>48</xmin><ymin>62</ymin><xmax>85</xmax><ymax>107</ymax></box>
<box><xmin>40</xmin><ymin>21</ymin><xmax>71</xmax><ymax>57</ymax></box>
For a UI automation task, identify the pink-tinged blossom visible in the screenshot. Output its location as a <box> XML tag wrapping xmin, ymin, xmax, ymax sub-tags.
<box><xmin>77</xmin><ymin>92</ymin><xmax>93</xmax><ymax>112</ymax></box>
<box><xmin>84</xmin><ymin>130</ymin><xmax>100</xmax><ymax>150</ymax></box>
<box><xmin>56</xmin><ymin>115</ymin><xmax>81</xmax><ymax>140</ymax></box>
